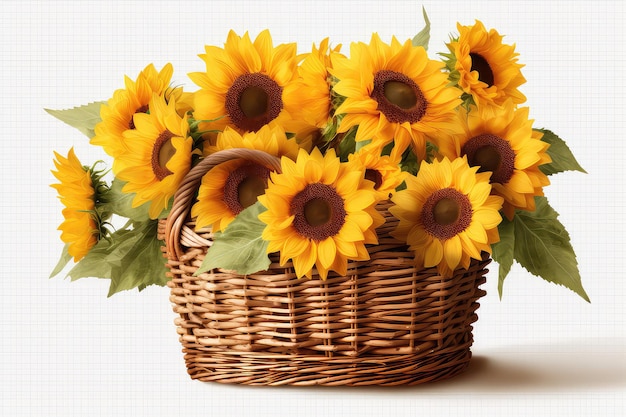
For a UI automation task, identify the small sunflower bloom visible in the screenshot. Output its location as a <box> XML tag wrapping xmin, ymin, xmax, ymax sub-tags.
<box><xmin>115</xmin><ymin>94</ymin><xmax>193</xmax><ymax>219</ymax></box>
<box><xmin>51</xmin><ymin>148</ymin><xmax>105</xmax><ymax>262</ymax></box>
<box><xmin>443</xmin><ymin>20</ymin><xmax>526</xmax><ymax>108</ymax></box>
<box><xmin>348</xmin><ymin>147</ymin><xmax>407</xmax><ymax>200</ymax></box>
<box><xmin>282</xmin><ymin>38</ymin><xmax>344</xmax><ymax>144</ymax></box>
<box><xmin>390</xmin><ymin>156</ymin><xmax>503</xmax><ymax>277</ymax></box>
<box><xmin>258</xmin><ymin>148</ymin><xmax>385</xmax><ymax>279</ymax></box>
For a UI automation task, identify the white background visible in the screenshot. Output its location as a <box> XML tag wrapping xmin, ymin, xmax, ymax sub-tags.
<box><xmin>1</xmin><ymin>0</ymin><xmax>624</xmax><ymax>416</ymax></box>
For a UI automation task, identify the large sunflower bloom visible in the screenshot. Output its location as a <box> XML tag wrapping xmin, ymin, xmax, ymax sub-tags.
<box><xmin>91</xmin><ymin>63</ymin><xmax>175</xmax><ymax>160</ymax></box>
<box><xmin>438</xmin><ymin>101</ymin><xmax>551</xmax><ymax>220</ymax></box>
<box><xmin>331</xmin><ymin>33</ymin><xmax>461</xmax><ymax>161</ymax></box>
<box><xmin>282</xmin><ymin>38</ymin><xmax>344</xmax><ymax>143</ymax></box>
<box><xmin>390</xmin><ymin>157</ymin><xmax>503</xmax><ymax>277</ymax></box>
<box><xmin>191</xmin><ymin>125</ymin><xmax>302</xmax><ymax>232</ymax></box>
<box><xmin>443</xmin><ymin>20</ymin><xmax>526</xmax><ymax>108</ymax></box>
<box><xmin>51</xmin><ymin>148</ymin><xmax>104</xmax><ymax>261</ymax></box>
<box><xmin>347</xmin><ymin>147</ymin><xmax>407</xmax><ymax>200</ymax></box>
<box><xmin>258</xmin><ymin>148</ymin><xmax>385</xmax><ymax>279</ymax></box>
<box><xmin>115</xmin><ymin>94</ymin><xmax>193</xmax><ymax>219</ymax></box>
<box><xmin>189</xmin><ymin>30</ymin><xmax>300</xmax><ymax>139</ymax></box>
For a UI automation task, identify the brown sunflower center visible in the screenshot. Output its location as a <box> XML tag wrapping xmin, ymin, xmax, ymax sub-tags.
<box><xmin>469</xmin><ymin>53</ymin><xmax>494</xmax><ymax>87</ymax></box>
<box><xmin>223</xmin><ymin>162</ymin><xmax>271</xmax><ymax>215</ymax></box>
<box><xmin>128</xmin><ymin>104</ymin><xmax>149</xmax><ymax>130</ymax></box>
<box><xmin>365</xmin><ymin>169</ymin><xmax>383</xmax><ymax>190</ymax></box>
<box><xmin>304</xmin><ymin>198</ymin><xmax>332</xmax><ymax>227</ymax></box>
<box><xmin>433</xmin><ymin>198</ymin><xmax>460</xmax><ymax>226</ymax></box>
<box><xmin>421</xmin><ymin>188</ymin><xmax>472</xmax><ymax>240</ymax></box>
<box><xmin>462</xmin><ymin>133</ymin><xmax>515</xmax><ymax>184</ymax></box>
<box><xmin>151</xmin><ymin>130</ymin><xmax>176</xmax><ymax>181</ymax></box>
<box><xmin>290</xmin><ymin>183</ymin><xmax>346</xmax><ymax>241</ymax></box>
<box><xmin>225</xmin><ymin>72</ymin><xmax>283</xmax><ymax>132</ymax></box>
<box><xmin>371</xmin><ymin>70</ymin><xmax>427</xmax><ymax>124</ymax></box>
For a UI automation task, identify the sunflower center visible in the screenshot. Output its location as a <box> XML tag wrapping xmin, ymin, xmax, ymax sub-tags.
<box><xmin>421</xmin><ymin>188</ymin><xmax>472</xmax><ymax>240</ymax></box>
<box><xmin>291</xmin><ymin>183</ymin><xmax>346</xmax><ymax>241</ymax></box>
<box><xmin>469</xmin><ymin>53</ymin><xmax>494</xmax><ymax>87</ymax></box>
<box><xmin>365</xmin><ymin>168</ymin><xmax>383</xmax><ymax>190</ymax></box>
<box><xmin>238</xmin><ymin>175</ymin><xmax>268</xmax><ymax>209</ymax></box>
<box><xmin>223</xmin><ymin>162</ymin><xmax>271</xmax><ymax>215</ymax></box>
<box><xmin>433</xmin><ymin>198</ymin><xmax>460</xmax><ymax>226</ymax></box>
<box><xmin>304</xmin><ymin>198</ymin><xmax>332</xmax><ymax>227</ymax></box>
<box><xmin>128</xmin><ymin>104</ymin><xmax>149</xmax><ymax>130</ymax></box>
<box><xmin>225</xmin><ymin>72</ymin><xmax>283</xmax><ymax>132</ymax></box>
<box><xmin>240</xmin><ymin>86</ymin><xmax>268</xmax><ymax>118</ymax></box>
<box><xmin>384</xmin><ymin>81</ymin><xmax>417</xmax><ymax>110</ymax></box>
<box><xmin>151</xmin><ymin>130</ymin><xmax>175</xmax><ymax>181</ymax></box>
<box><xmin>371</xmin><ymin>70</ymin><xmax>427</xmax><ymax>124</ymax></box>
<box><xmin>462</xmin><ymin>133</ymin><xmax>515</xmax><ymax>184</ymax></box>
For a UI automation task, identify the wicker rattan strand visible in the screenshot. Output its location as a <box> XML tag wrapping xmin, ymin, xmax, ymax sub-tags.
<box><xmin>162</xmin><ymin>148</ymin><xmax>490</xmax><ymax>386</ymax></box>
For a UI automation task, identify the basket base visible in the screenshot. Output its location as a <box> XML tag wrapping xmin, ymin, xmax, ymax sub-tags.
<box><xmin>181</xmin><ymin>339</ymin><xmax>475</xmax><ymax>386</ymax></box>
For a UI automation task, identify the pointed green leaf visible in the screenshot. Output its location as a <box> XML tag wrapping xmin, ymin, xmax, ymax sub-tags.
<box><xmin>50</xmin><ymin>244</ymin><xmax>73</xmax><ymax>278</ymax></box>
<box><xmin>196</xmin><ymin>202</ymin><xmax>271</xmax><ymax>276</ymax></box>
<box><xmin>337</xmin><ymin>126</ymin><xmax>358</xmax><ymax>161</ymax></box>
<box><xmin>512</xmin><ymin>196</ymin><xmax>589</xmax><ymax>302</ymax></box>
<box><xmin>66</xmin><ymin>235</ymin><xmax>119</xmax><ymax>281</ymax></box>
<box><xmin>103</xmin><ymin>179</ymin><xmax>151</xmax><ymax>222</ymax></box>
<box><xmin>106</xmin><ymin>220</ymin><xmax>168</xmax><ymax>296</ymax></box>
<box><xmin>45</xmin><ymin>101</ymin><xmax>105</xmax><ymax>139</ymax></box>
<box><xmin>412</xmin><ymin>7</ymin><xmax>431</xmax><ymax>50</ymax></box>
<box><xmin>491</xmin><ymin>217</ymin><xmax>515</xmax><ymax>299</ymax></box>
<box><xmin>536</xmin><ymin>129</ymin><xmax>587</xmax><ymax>175</ymax></box>
<box><xmin>67</xmin><ymin>220</ymin><xmax>169</xmax><ymax>297</ymax></box>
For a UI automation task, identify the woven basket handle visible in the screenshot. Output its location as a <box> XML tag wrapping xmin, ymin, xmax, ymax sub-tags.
<box><xmin>165</xmin><ymin>148</ymin><xmax>283</xmax><ymax>261</ymax></box>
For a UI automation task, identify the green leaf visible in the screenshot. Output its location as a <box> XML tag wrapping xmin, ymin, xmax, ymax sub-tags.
<box><xmin>50</xmin><ymin>244</ymin><xmax>73</xmax><ymax>278</ymax></box>
<box><xmin>195</xmin><ymin>202</ymin><xmax>271</xmax><ymax>276</ymax></box>
<box><xmin>45</xmin><ymin>101</ymin><xmax>105</xmax><ymax>139</ymax></box>
<box><xmin>512</xmin><ymin>196</ymin><xmax>589</xmax><ymax>302</ymax></box>
<box><xmin>491</xmin><ymin>218</ymin><xmax>515</xmax><ymax>299</ymax></box>
<box><xmin>412</xmin><ymin>7</ymin><xmax>431</xmax><ymax>50</ymax></box>
<box><xmin>67</xmin><ymin>220</ymin><xmax>169</xmax><ymax>297</ymax></box>
<box><xmin>536</xmin><ymin>129</ymin><xmax>587</xmax><ymax>175</ymax></box>
<box><xmin>103</xmin><ymin>179</ymin><xmax>151</xmax><ymax>222</ymax></box>
<box><xmin>66</xmin><ymin>235</ymin><xmax>118</xmax><ymax>282</ymax></box>
<box><xmin>337</xmin><ymin>126</ymin><xmax>357</xmax><ymax>161</ymax></box>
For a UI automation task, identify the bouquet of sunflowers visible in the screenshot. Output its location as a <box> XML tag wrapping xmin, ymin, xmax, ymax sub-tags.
<box><xmin>49</xmin><ymin>10</ymin><xmax>587</xmax><ymax>303</ymax></box>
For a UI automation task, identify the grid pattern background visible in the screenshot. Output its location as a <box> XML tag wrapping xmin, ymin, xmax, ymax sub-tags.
<box><xmin>1</xmin><ymin>1</ymin><xmax>624</xmax><ymax>416</ymax></box>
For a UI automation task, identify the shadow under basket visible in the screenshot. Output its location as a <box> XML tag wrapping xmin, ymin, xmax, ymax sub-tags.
<box><xmin>162</xmin><ymin>148</ymin><xmax>490</xmax><ymax>387</ymax></box>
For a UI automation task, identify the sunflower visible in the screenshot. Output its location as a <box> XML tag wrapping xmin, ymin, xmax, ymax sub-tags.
<box><xmin>438</xmin><ymin>101</ymin><xmax>551</xmax><ymax>220</ymax></box>
<box><xmin>390</xmin><ymin>157</ymin><xmax>503</xmax><ymax>277</ymax></box>
<box><xmin>51</xmin><ymin>148</ymin><xmax>106</xmax><ymax>261</ymax></box>
<box><xmin>258</xmin><ymin>148</ymin><xmax>384</xmax><ymax>279</ymax></box>
<box><xmin>443</xmin><ymin>20</ymin><xmax>526</xmax><ymax>108</ymax></box>
<box><xmin>347</xmin><ymin>147</ymin><xmax>407</xmax><ymax>200</ymax></box>
<box><xmin>189</xmin><ymin>30</ymin><xmax>300</xmax><ymax>141</ymax></box>
<box><xmin>91</xmin><ymin>63</ymin><xmax>175</xmax><ymax>161</ymax></box>
<box><xmin>114</xmin><ymin>93</ymin><xmax>193</xmax><ymax>219</ymax></box>
<box><xmin>282</xmin><ymin>38</ymin><xmax>344</xmax><ymax>144</ymax></box>
<box><xmin>191</xmin><ymin>125</ymin><xmax>302</xmax><ymax>232</ymax></box>
<box><xmin>330</xmin><ymin>33</ymin><xmax>461</xmax><ymax>161</ymax></box>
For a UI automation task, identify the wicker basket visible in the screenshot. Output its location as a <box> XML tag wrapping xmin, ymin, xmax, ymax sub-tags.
<box><xmin>163</xmin><ymin>148</ymin><xmax>490</xmax><ymax>386</ymax></box>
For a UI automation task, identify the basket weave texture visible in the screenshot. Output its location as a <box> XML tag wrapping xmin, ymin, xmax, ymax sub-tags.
<box><xmin>163</xmin><ymin>149</ymin><xmax>490</xmax><ymax>386</ymax></box>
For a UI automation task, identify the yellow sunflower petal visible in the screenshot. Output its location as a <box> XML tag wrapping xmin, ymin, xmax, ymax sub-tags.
<box><xmin>424</xmin><ymin>239</ymin><xmax>444</xmax><ymax>268</ymax></box>
<box><xmin>444</xmin><ymin>235</ymin><xmax>463</xmax><ymax>270</ymax></box>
